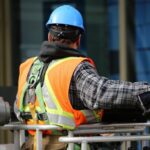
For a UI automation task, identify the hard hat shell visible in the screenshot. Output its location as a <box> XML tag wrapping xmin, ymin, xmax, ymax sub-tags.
<box><xmin>46</xmin><ymin>5</ymin><xmax>84</xmax><ymax>32</ymax></box>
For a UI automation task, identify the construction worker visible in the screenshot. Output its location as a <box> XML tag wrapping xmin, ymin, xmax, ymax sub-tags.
<box><xmin>14</xmin><ymin>4</ymin><xmax>150</xmax><ymax>150</ymax></box>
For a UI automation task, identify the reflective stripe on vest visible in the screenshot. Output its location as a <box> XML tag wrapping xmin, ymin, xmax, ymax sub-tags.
<box><xmin>44</xmin><ymin>58</ymin><xmax>76</xmax><ymax>129</ymax></box>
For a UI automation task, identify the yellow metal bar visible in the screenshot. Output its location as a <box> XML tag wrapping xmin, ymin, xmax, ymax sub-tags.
<box><xmin>0</xmin><ymin>0</ymin><xmax>12</xmax><ymax>86</ymax></box>
<box><xmin>119</xmin><ymin>0</ymin><xmax>128</xmax><ymax>80</ymax></box>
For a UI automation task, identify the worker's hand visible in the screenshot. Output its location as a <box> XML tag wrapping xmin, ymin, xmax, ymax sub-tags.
<box><xmin>138</xmin><ymin>91</ymin><xmax>150</xmax><ymax>117</ymax></box>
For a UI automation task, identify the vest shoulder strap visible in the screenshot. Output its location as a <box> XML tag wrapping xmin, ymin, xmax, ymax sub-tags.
<box><xmin>22</xmin><ymin>58</ymin><xmax>49</xmax><ymax>109</ymax></box>
<box><xmin>27</xmin><ymin>58</ymin><xmax>49</xmax><ymax>88</ymax></box>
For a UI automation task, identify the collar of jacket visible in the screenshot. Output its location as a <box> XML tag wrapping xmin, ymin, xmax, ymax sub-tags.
<box><xmin>38</xmin><ymin>41</ymin><xmax>85</xmax><ymax>63</ymax></box>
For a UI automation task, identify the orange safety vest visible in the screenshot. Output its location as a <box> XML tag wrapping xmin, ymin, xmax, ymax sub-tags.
<box><xmin>16</xmin><ymin>57</ymin><xmax>103</xmax><ymax>134</ymax></box>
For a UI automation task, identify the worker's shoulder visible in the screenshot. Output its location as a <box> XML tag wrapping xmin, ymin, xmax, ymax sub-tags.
<box><xmin>19</xmin><ymin>56</ymin><xmax>37</xmax><ymax>69</ymax></box>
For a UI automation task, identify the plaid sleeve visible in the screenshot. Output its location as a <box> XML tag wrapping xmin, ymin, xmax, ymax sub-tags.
<box><xmin>71</xmin><ymin>61</ymin><xmax>150</xmax><ymax>110</ymax></box>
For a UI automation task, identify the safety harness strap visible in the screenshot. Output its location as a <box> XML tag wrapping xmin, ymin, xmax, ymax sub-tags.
<box><xmin>20</xmin><ymin>58</ymin><xmax>49</xmax><ymax>120</ymax></box>
<box><xmin>20</xmin><ymin>112</ymin><xmax>48</xmax><ymax>121</ymax></box>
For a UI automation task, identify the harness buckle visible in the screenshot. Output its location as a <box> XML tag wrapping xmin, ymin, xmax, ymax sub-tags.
<box><xmin>37</xmin><ymin>113</ymin><xmax>48</xmax><ymax>120</ymax></box>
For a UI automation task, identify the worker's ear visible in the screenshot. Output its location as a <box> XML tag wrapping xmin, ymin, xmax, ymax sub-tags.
<box><xmin>48</xmin><ymin>32</ymin><xmax>52</xmax><ymax>42</ymax></box>
<box><xmin>76</xmin><ymin>35</ymin><xmax>81</xmax><ymax>48</ymax></box>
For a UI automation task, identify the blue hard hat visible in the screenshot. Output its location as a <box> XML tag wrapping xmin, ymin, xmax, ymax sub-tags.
<box><xmin>46</xmin><ymin>5</ymin><xmax>84</xmax><ymax>32</ymax></box>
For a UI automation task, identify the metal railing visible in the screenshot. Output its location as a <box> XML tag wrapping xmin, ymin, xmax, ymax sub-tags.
<box><xmin>61</xmin><ymin>122</ymin><xmax>150</xmax><ymax>150</ymax></box>
<box><xmin>1</xmin><ymin>122</ymin><xmax>150</xmax><ymax>150</ymax></box>
<box><xmin>0</xmin><ymin>122</ymin><xmax>62</xmax><ymax>150</ymax></box>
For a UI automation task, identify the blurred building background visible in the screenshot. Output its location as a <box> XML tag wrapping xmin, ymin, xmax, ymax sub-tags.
<box><xmin>1</xmin><ymin>0</ymin><xmax>150</xmax><ymax>86</ymax></box>
<box><xmin>0</xmin><ymin>0</ymin><xmax>150</xmax><ymax>146</ymax></box>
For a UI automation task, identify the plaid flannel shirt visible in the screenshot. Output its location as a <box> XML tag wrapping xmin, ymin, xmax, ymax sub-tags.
<box><xmin>69</xmin><ymin>61</ymin><xmax>150</xmax><ymax>110</ymax></box>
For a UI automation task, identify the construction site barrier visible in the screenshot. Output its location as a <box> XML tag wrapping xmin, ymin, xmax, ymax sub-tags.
<box><xmin>0</xmin><ymin>122</ymin><xmax>150</xmax><ymax>150</ymax></box>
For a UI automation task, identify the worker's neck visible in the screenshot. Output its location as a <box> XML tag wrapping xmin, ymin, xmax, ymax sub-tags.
<box><xmin>69</xmin><ymin>43</ymin><xmax>79</xmax><ymax>49</ymax></box>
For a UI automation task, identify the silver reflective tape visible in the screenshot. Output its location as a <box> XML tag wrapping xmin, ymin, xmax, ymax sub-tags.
<box><xmin>47</xmin><ymin>113</ymin><xmax>75</xmax><ymax>129</ymax></box>
<box><xmin>42</xmin><ymin>84</ymin><xmax>57</xmax><ymax>109</ymax></box>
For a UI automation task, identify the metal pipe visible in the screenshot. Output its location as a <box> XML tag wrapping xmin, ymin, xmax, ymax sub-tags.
<box><xmin>81</xmin><ymin>141</ymin><xmax>87</xmax><ymax>150</ymax></box>
<box><xmin>73</xmin><ymin>128</ymin><xmax>145</xmax><ymax>135</ymax></box>
<box><xmin>59</xmin><ymin>135</ymin><xmax>150</xmax><ymax>143</ymax></box>
<box><xmin>2</xmin><ymin>124</ymin><xmax>62</xmax><ymax>130</ymax></box>
<box><xmin>76</xmin><ymin>122</ymin><xmax>150</xmax><ymax>129</ymax></box>
<box><xmin>67</xmin><ymin>131</ymin><xmax>74</xmax><ymax>150</ymax></box>
<box><xmin>36</xmin><ymin>129</ymin><xmax>42</xmax><ymax>150</ymax></box>
<box><xmin>13</xmin><ymin>130</ymin><xmax>20</xmax><ymax>150</ymax></box>
<box><xmin>20</xmin><ymin>130</ymin><xmax>25</xmax><ymax>148</ymax></box>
